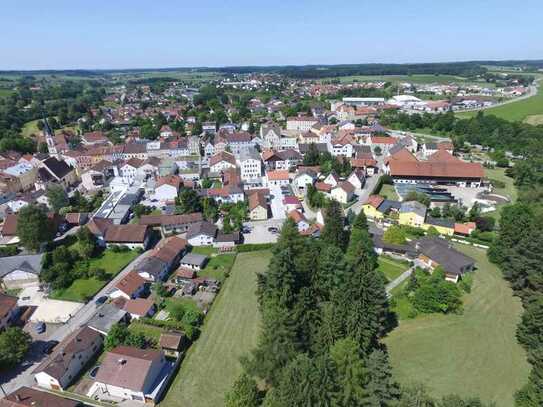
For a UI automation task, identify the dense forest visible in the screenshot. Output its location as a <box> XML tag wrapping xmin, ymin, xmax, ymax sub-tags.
<box><xmin>0</xmin><ymin>79</ymin><xmax>105</xmax><ymax>152</ymax></box>
<box><xmin>380</xmin><ymin>110</ymin><xmax>543</xmax><ymax>158</ymax></box>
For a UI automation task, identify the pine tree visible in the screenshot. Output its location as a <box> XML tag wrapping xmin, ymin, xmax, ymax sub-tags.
<box><xmin>335</xmin><ymin>262</ymin><xmax>391</xmax><ymax>353</ymax></box>
<box><xmin>329</xmin><ymin>338</ymin><xmax>369</xmax><ymax>406</ymax></box>
<box><xmin>346</xmin><ymin>211</ymin><xmax>377</xmax><ymax>270</ymax></box>
<box><xmin>365</xmin><ymin>349</ymin><xmax>400</xmax><ymax>406</ymax></box>
<box><xmin>225</xmin><ymin>373</ymin><xmax>261</xmax><ymax>407</ymax></box>
<box><xmin>314</xmin><ymin>245</ymin><xmax>350</xmax><ymax>301</ymax></box>
<box><xmin>272</xmin><ymin>354</ymin><xmax>337</xmax><ymax>407</ymax></box>
<box><xmin>321</xmin><ymin>200</ymin><xmax>348</xmax><ymax>251</ymax></box>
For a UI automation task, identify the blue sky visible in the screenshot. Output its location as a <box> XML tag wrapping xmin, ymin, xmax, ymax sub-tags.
<box><xmin>1</xmin><ymin>0</ymin><xmax>542</xmax><ymax>70</ymax></box>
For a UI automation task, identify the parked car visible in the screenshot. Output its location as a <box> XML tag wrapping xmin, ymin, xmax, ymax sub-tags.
<box><xmin>267</xmin><ymin>227</ymin><xmax>279</xmax><ymax>233</ymax></box>
<box><xmin>34</xmin><ymin>322</ymin><xmax>46</xmax><ymax>334</ymax></box>
<box><xmin>42</xmin><ymin>340</ymin><xmax>59</xmax><ymax>354</ymax></box>
<box><xmin>95</xmin><ymin>295</ymin><xmax>108</xmax><ymax>305</ymax></box>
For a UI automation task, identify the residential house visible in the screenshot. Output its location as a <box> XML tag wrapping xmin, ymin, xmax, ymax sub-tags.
<box><xmin>139</xmin><ymin>213</ymin><xmax>203</xmax><ymax>235</ymax></box>
<box><xmin>186</xmin><ymin>221</ymin><xmax>217</xmax><ymax>246</ymax></box>
<box><xmin>34</xmin><ymin>326</ymin><xmax>103</xmax><ymax>391</ymax></box>
<box><xmin>123</xmin><ymin>298</ymin><xmax>156</xmax><ymax>320</ymax></box>
<box><xmin>86</xmin><ymin>217</ymin><xmax>114</xmax><ymax>246</ymax></box>
<box><xmin>330</xmin><ymin>181</ymin><xmax>355</xmax><ymax>204</ymax></box>
<box><xmin>398</xmin><ymin>201</ymin><xmax>427</xmax><ymax>228</ymax></box>
<box><xmin>179</xmin><ymin>253</ymin><xmax>208</xmax><ymax>271</ymax></box>
<box><xmin>81</xmin><ymin>131</ymin><xmax>110</xmax><ymax>146</ymax></box>
<box><xmin>286</xmin><ymin>116</ymin><xmax>319</xmax><ymax>132</ymax></box>
<box><xmin>0</xmin><ymin>254</ymin><xmax>43</xmax><ymax>289</ymax></box>
<box><xmin>415</xmin><ymin>237</ymin><xmax>475</xmax><ymax>283</ymax></box>
<box><xmin>152</xmin><ymin>175</ymin><xmax>181</xmax><ymax>203</ymax></box>
<box><xmin>0</xmin><ymin>293</ymin><xmax>18</xmax><ymax>331</ymax></box>
<box><xmin>293</xmin><ymin>170</ymin><xmax>317</xmax><ymax>192</ymax></box>
<box><xmin>288</xmin><ymin>210</ymin><xmax>310</xmax><ymax>232</ymax></box>
<box><xmin>347</xmin><ymin>169</ymin><xmax>365</xmax><ymax>189</ymax></box>
<box><xmin>422</xmin><ymin>216</ymin><xmax>455</xmax><ymax>236</ymax></box>
<box><xmin>87</xmin><ymin>303</ymin><xmax>129</xmax><ymax>335</ymax></box>
<box><xmin>236</xmin><ymin>148</ymin><xmax>262</xmax><ymax>182</ymax></box>
<box><xmin>35</xmin><ymin>157</ymin><xmax>77</xmax><ymax>190</ymax></box>
<box><xmin>260</xmin><ymin>124</ymin><xmax>282</xmax><ymax>149</ymax></box>
<box><xmin>248</xmin><ymin>192</ymin><xmax>268</xmax><ymax>221</ymax></box>
<box><xmin>323</xmin><ymin>172</ymin><xmax>340</xmax><ymax>187</ymax></box>
<box><xmin>91</xmin><ymin>346</ymin><xmax>171</xmax><ymax>404</ymax></box>
<box><xmin>0</xmin><ymin>386</ymin><xmax>80</xmax><ymax>407</ymax></box>
<box><xmin>209</xmin><ymin>151</ymin><xmax>237</xmax><ymax>173</ymax></box>
<box><xmin>104</xmin><ymin>224</ymin><xmax>150</xmax><ymax>249</ymax></box>
<box><xmin>109</xmin><ymin>271</ymin><xmax>147</xmax><ymax>300</ymax></box>
<box><xmin>266</xmin><ymin>170</ymin><xmax>290</xmax><ymax>187</ymax></box>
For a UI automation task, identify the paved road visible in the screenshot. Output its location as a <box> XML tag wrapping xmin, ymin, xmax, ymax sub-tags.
<box><xmin>386</xmin><ymin>266</ymin><xmax>415</xmax><ymax>296</ymax></box>
<box><xmin>1</xmin><ymin>250</ymin><xmax>151</xmax><ymax>394</ymax></box>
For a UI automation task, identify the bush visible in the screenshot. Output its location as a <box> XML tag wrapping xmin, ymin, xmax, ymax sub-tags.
<box><xmin>411</xmin><ymin>268</ymin><xmax>463</xmax><ymax>314</ymax></box>
<box><xmin>0</xmin><ymin>246</ymin><xmax>18</xmax><ymax>257</ymax></box>
<box><xmin>139</xmin><ymin>317</ymin><xmax>200</xmax><ymax>341</ymax></box>
<box><xmin>383</xmin><ymin>225</ymin><xmax>407</xmax><ymax>245</ymax></box>
<box><xmin>236</xmin><ymin>243</ymin><xmax>276</xmax><ymax>253</ymax></box>
<box><xmin>110</xmin><ymin>245</ymin><xmax>130</xmax><ymax>252</ymax></box>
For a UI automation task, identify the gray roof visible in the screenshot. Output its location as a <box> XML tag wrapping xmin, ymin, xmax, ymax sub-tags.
<box><xmin>415</xmin><ymin>237</ymin><xmax>475</xmax><ymax>276</ymax></box>
<box><xmin>399</xmin><ymin>201</ymin><xmax>427</xmax><ymax>218</ymax></box>
<box><xmin>87</xmin><ymin>303</ymin><xmax>127</xmax><ymax>335</ymax></box>
<box><xmin>298</xmin><ymin>143</ymin><xmax>328</xmax><ymax>154</ymax></box>
<box><xmin>378</xmin><ymin>199</ymin><xmax>401</xmax><ymax>214</ymax></box>
<box><xmin>134</xmin><ymin>256</ymin><xmax>168</xmax><ymax>278</ymax></box>
<box><xmin>180</xmin><ymin>253</ymin><xmax>208</xmax><ymax>267</ymax></box>
<box><xmin>0</xmin><ymin>254</ymin><xmax>43</xmax><ymax>278</ymax></box>
<box><xmin>186</xmin><ymin>221</ymin><xmax>217</xmax><ymax>239</ymax></box>
<box><xmin>237</xmin><ymin>147</ymin><xmax>260</xmax><ymax>162</ymax></box>
<box><xmin>425</xmin><ymin>216</ymin><xmax>455</xmax><ymax>229</ymax></box>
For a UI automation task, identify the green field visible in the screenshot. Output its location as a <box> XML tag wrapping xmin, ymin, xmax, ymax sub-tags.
<box><xmin>384</xmin><ymin>245</ymin><xmax>530</xmax><ymax>406</ymax></box>
<box><xmin>377</xmin><ymin>256</ymin><xmax>409</xmax><ymax>282</ymax></box>
<box><xmin>51</xmin><ymin>249</ymin><xmax>139</xmax><ymax>302</ymax></box>
<box><xmin>161</xmin><ymin>251</ymin><xmax>272</xmax><ymax>407</ymax></box>
<box><xmin>457</xmin><ymin>80</ymin><xmax>543</xmax><ymax>122</ymax></box>
<box><xmin>21</xmin><ymin>119</ymin><xmax>41</xmax><ymax>138</ymax></box>
<box><xmin>0</xmin><ymin>88</ymin><xmax>14</xmax><ymax>98</ymax></box>
<box><xmin>483</xmin><ymin>167</ymin><xmax>517</xmax><ymax>221</ymax></box>
<box><xmin>321</xmin><ymin>74</ymin><xmax>491</xmax><ymax>87</ymax></box>
<box><xmin>379</xmin><ymin>184</ymin><xmax>400</xmax><ymax>200</ymax></box>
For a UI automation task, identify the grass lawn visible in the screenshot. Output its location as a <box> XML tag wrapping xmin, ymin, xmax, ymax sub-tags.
<box><xmin>165</xmin><ymin>297</ymin><xmax>201</xmax><ymax>315</ymax></box>
<box><xmin>457</xmin><ymin>81</ymin><xmax>543</xmax><ymax>122</ymax></box>
<box><xmin>191</xmin><ymin>246</ymin><xmax>218</xmax><ymax>256</ymax></box>
<box><xmin>161</xmin><ymin>251</ymin><xmax>272</xmax><ymax>407</ymax></box>
<box><xmin>199</xmin><ymin>253</ymin><xmax>237</xmax><ymax>282</ymax></box>
<box><xmin>128</xmin><ymin>321</ymin><xmax>165</xmax><ymax>343</ymax></box>
<box><xmin>384</xmin><ymin>245</ymin><xmax>530</xmax><ymax>406</ymax></box>
<box><xmin>51</xmin><ymin>249</ymin><xmax>139</xmax><ymax>302</ymax></box>
<box><xmin>379</xmin><ymin>184</ymin><xmax>399</xmax><ymax>200</ymax></box>
<box><xmin>377</xmin><ymin>256</ymin><xmax>409</xmax><ymax>282</ymax></box>
<box><xmin>21</xmin><ymin>119</ymin><xmax>41</xmax><ymax>138</ymax></box>
<box><xmin>0</xmin><ymin>88</ymin><xmax>14</xmax><ymax>98</ymax></box>
<box><xmin>483</xmin><ymin>167</ymin><xmax>517</xmax><ymax>221</ymax></box>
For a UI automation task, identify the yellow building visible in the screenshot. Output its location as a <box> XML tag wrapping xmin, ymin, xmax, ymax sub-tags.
<box><xmin>422</xmin><ymin>216</ymin><xmax>455</xmax><ymax>236</ymax></box>
<box><xmin>362</xmin><ymin>195</ymin><xmax>385</xmax><ymax>219</ymax></box>
<box><xmin>398</xmin><ymin>201</ymin><xmax>427</xmax><ymax>228</ymax></box>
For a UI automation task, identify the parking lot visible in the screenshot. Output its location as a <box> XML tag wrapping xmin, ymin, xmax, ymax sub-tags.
<box><xmin>242</xmin><ymin>219</ymin><xmax>284</xmax><ymax>244</ymax></box>
<box><xmin>18</xmin><ymin>286</ymin><xmax>83</xmax><ymax>324</ymax></box>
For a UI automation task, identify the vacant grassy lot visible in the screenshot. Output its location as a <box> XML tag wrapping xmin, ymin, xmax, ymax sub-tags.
<box><xmin>199</xmin><ymin>253</ymin><xmax>237</xmax><ymax>282</ymax></box>
<box><xmin>161</xmin><ymin>251</ymin><xmax>272</xmax><ymax>407</ymax></box>
<box><xmin>484</xmin><ymin>167</ymin><xmax>517</xmax><ymax>221</ymax></box>
<box><xmin>21</xmin><ymin>119</ymin><xmax>41</xmax><ymax>138</ymax></box>
<box><xmin>377</xmin><ymin>256</ymin><xmax>409</xmax><ymax>282</ymax></box>
<box><xmin>457</xmin><ymin>81</ymin><xmax>543</xmax><ymax>122</ymax></box>
<box><xmin>379</xmin><ymin>184</ymin><xmax>399</xmax><ymax>200</ymax></box>
<box><xmin>51</xmin><ymin>249</ymin><xmax>139</xmax><ymax>302</ymax></box>
<box><xmin>384</xmin><ymin>245</ymin><xmax>529</xmax><ymax>406</ymax></box>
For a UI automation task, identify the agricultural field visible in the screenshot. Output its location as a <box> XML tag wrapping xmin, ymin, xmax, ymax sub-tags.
<box><xmin>457</xmin><ymin>79</ymin><xmax>543</xmax><ymax>122</ymax></box>
<box><xmin>384</xmin><ymin>245</ymin><xmax>530</xmax><ymax>407</ymax></box>
<box><xmin>161</xmin><ymin>251</ymin><xmax>272</xmax><ymax>407</ymax></box>
<box><xmin>320</xmin><ymin>74</ymin><xmax>492</xmax><ymax>87</ymax></box>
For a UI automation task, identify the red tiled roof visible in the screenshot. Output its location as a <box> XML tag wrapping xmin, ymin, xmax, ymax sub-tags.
<box><xmin>105</xmin><ymin>224</ymin><xmax>148</xmax><ymax>243</ymax></box>
<box><xmin>267</xmin><ymin>170</ymin><xmax>289</xmax><ymax>181</ymax></box>
<box><xmin>115</xmin><ymin>271</ymin><xmax>146</xmax><ymax>297</ymax></box>
<box><xmin>389</xmin><ymin>160</ymin><xmax>484</xmax><ymax>179</ymax></box>
<box><xmin>365</xmin><ymin>195</ymin><xmax>385</xmax><ymax>209</ymax></box>
<box><xmin>351</xmin><ymin>158</ymin><xmax>377</xmax><ymax>168</ymax></box>
<box><xmin>123</xmin><ymin>298</ymin><xmax>155</xmax><ymax>317</ymax></box>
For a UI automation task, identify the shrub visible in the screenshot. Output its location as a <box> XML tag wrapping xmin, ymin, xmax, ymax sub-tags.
<box><xmin>236</xmin><ymin>243</ymin><xmax>276</xmax><ymax>252</ymax></box>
